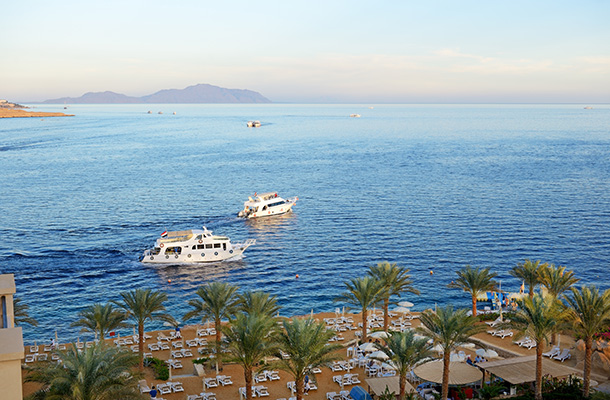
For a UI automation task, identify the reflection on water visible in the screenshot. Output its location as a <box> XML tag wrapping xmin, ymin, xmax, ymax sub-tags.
<box><xmin>245</xmin><ymin>212</ymin><xmax>298</xmax><ymax>234</ymax></box>
<box><xmin>147</xmin><ymin>259</ymin><xmax>249</xmax><ymax>291</ymax></box>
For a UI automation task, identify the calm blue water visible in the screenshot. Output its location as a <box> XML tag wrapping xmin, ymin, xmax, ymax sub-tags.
<box><xmin>1</xmin><ymin>104</ymin><xmax>609</xmax><ymax>343</ymax></box>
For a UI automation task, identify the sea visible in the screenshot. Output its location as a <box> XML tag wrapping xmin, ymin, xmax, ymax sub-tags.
<box><xmin>1</xmin><ymin>103</ymin><xmax>609</xmax><ymax>344</ymax></box>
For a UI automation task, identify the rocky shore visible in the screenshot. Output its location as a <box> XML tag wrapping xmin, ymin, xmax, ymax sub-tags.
<box><xmin>0</xmin><ymin>108</ymin><xmax>74</xmax><ymax>118</ymax></box>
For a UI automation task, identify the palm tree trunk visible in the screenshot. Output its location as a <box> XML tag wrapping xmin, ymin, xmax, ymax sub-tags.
<box><xmin>584</xmin><ymin>336</ymin><xmax>592</xmax><ymax>397</ymax></box>
<box><xmin>383</xmin><ymin>297</ymin><xmax>389</xmax><ymax>332</ymax></box>
<box><xmin>535</xmin><ymin>342</ymin><xmax>543</xmax><ymax>400</ymax></box>
<box><xmin>245</xmin><ymin>368</ymin><xmax>253</xmax><ymax>400</ymax></box>
<box><xmin>529</xmin><ymin>285</ymin><xmax>534</xmax><ymax>299</ymax></box>
<box><xmin>138</xmin><ymin>323</ymin><xmax>144</xmax><ymax>370</ymax></box>
<box><xmin>295</xmin><ymin>377</ymin><xmax>304</xmax><ymax>400</ymax></box>
<box><xmin>471</xmin><ymin>294</ymin><xmax>477</xmax><ymax>317</ymax></box>
<box><xmin>399</xmin><ymin>372</ymin><xmax>407</xmax><ymax>400</ymax></box>
<box><xmin>215</xmin><ymin>318</ymin><xmax>223</xmax><ymax>370</ymax></box>
<box><xmin>362</xmin><ymin>307</ymin><xmax>368</xmax><ymax>343</ymax></box>
<box><xmin>442</xmin><ymin>350</ymin><xmax>450</xmax><ymax>400</ymax></box>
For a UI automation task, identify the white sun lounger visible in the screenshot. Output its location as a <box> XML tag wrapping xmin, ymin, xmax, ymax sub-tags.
<box><xmin>553</xmin><ymin>349</ymin><xmax>571</xmax><ymax>362</ymax></box>
<box><xmin>543</xmin><ymin>346</ymin><xmax>560</xmax><ymax>358</ymax></box>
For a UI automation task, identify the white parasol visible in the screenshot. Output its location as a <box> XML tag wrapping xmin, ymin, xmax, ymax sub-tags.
<box><xmin>398</xmin><ymin>301</ymin><xmax>414</xmax><ymax>308</ymax></box>
<box><xmin>393</xmin><ymin>306</ymin><xmax>411</xmax><ymax>314</ymax></box>
<box><xmin>369</xmin><ymin>331</ymin><xmax>390</xmax><ymax>339</ymax></box>
<box><xmin>369</xmin><ymin>350</ymin><xmax>389</xmax><ymax>360</ymax></box>
<box><xmin>359</xmin><ymin>342</ymin><xmax>377</xmax><ymax>352</ymax></box>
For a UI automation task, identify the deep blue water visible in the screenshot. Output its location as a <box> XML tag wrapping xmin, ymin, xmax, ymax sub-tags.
<box><xmin>1</xmin><ymin>104</ymin><xmax>609</xmax><ymax>344</ymax></box>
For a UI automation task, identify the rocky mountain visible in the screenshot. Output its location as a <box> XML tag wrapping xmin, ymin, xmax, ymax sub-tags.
<box><xmin>43</xmin><ymin>84</ymin><xmax>271</xmax><ymax>104</ymax></box>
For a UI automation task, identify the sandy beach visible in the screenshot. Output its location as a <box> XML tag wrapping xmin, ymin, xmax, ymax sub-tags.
<box><xmin>21</xmin><ymin>309</ymin><xmax>605</xmax><ymax>400</ymax></box>
<box><xmin>0</xmin><ymin>108</ymin><xmax>74</xmax><ymax>118</ymax></box>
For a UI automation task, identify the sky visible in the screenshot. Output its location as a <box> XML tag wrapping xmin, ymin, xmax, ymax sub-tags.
<box><xmin>1</xmin><ymin>0</ymin><xmax>609</xmax><ymax>103</ymax></box>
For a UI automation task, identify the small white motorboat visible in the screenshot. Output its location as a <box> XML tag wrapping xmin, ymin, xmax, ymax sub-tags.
<box><xmin>238</xmin><ymin>192</ymin><xmax>298</xmax><ymax>219</ymax></box>
<box><xmin>141</xmin><ymin>227</ymin><xmax>255</xmax><ymax>264</ymax></box>
<box><xmin>247</xmin><ymin>120</ymin><xmax>261</xmax><ymax>127</ymax></box>
<box><xmin>350</xmin><ymin>114</ymin><xmax>361</xmax><ymax>118</ymax></box>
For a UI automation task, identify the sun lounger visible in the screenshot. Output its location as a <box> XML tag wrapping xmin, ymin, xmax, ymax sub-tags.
<box><xmin>158</xmin><ymin>384</ymin><xmax>171</xmax><ymax>395</ymax></box>
<box><xmin>485</xmin><ymin>317</ymin><xmax>503</xmax><ymax>327</ymax></box>
<box><xmin>25</xmin><ymin>354</ymin><xmax>35</xmax><ymax>363</ymax></box>
<box><xmin>514</xmin><ymin>337</ymin><xmax>531</xmax><ymax>346</ymax></box>
<box><xmin>543</xmin><ymin>346</ymin><xmax>560</xmax><ymax>358</ymax></box>
<box><xmin>499</xmin><ymin>330</ymin><xmax>513</xmax><ymax>339</ymax></box>
<box><xmin>205</xmin><ymin>378</ymin><xmax>218</xmax><ymax>388</ymax></box>
<box><xmin>187</xmin><ymin>395</ymin><xmax>203</xmax><ymax>400</ymax></box>
<box><xmin>172</xmin><ymin>341</ymin><xmax>183</xmax><ymax>348</ymax></box>
<box><xmin>524</xmin><ymin>341</ymin><xmax>537</xmax><ymax>350</ymax></box>
<box><xmin>217</xmin><ymin>375</ymin><xmax>233</xmax><ymax>386</ymax></box>
<box><xmin>37</xmin><ymin>353</ymin><xmax>47</xmax><ymax>361</ymax></box>
<box><xmin>553</xmin><ymin>349</ymin><xmax>571</xmax><ymax>362</ymax></box>
<box><xmin>138</xmin><ymin>379</ymin><xmax>151</xmax><ymax>394</ymax></box>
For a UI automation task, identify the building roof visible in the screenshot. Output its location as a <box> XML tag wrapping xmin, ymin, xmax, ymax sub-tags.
<box><xmin>478</xmin><ymin>355</ymin><xmax>582</xmax><ymax>385</ymax></box>
<box><xmin>365</xmin><ymin>376</ymin><xmax>416</xmax><ymax>396</ymax></box>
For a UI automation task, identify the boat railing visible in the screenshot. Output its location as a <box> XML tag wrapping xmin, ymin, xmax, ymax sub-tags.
<box><xmin>234</xmin><ymin>239</ymin><xmax>256</xmax><ymax>249</ymax></box>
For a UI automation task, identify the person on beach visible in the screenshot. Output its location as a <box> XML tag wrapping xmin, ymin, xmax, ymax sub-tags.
<box><xmin>175</xmin><ymin>326</ymin><xmax>181</xmax><ymax>338</ymax></box>
<box><xmin>50</xmin><ymin>338</ymin><xmax>56</xmax><ymax>350</ymax></box>
<box><xmin>304</xmin><ymin>375</ymin><xmax>310</xmax><ymax>393</ymax></box>
<box><xmin>149</xmin><ymin>385</ymin><xmax>157</xmax><ymax>399</ymax></box>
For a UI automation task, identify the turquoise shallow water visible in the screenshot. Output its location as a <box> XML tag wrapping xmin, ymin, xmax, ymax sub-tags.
<box><xmin>1</xmin><ymin>104</ymin><xmax>609</xmax><ymax>343</ymax></box>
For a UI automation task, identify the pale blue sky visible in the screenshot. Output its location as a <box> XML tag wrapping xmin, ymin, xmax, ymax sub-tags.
<box><xmin>2</xmin><ymin>0</ymin><xmax>609</xmax><ymax>103</ymax></box>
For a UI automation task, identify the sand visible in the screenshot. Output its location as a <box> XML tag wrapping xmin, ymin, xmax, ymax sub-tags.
<box><xmin>0</xmin><ymin>108</ymin><xmax>74</xmax><ymax>118</ymax></box>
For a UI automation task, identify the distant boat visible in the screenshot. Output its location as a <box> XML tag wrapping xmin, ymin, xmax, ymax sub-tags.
<box><xmin>247</xmin><ymin>120</ymin><xmax>261</xmax><ymax>127</ymax></box>
<box><xmin>584</xmin><ymin>106</ymin><xmax>593</xmax><ymax>109</ymax></box>
<box><xmin>350</xmin><ymin>114</ymin><xmax>361</xmax><ymax>118</ymax></box>
<box><xmin>158</xmin><ymin>111</ymin><xmax>163</xmax><ymax>114</ymax></box>
<box><xmin>147</xmin><ymin>111</ymin><xmax>152</xmax><ymax>114</ymax></box>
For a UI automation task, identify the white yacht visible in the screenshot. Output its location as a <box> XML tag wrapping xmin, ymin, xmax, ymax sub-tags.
<box><xmin>247</xmin><ymin>120</ymin><xmax>261</xmax><ymax>127</ymax></box>
<box><xmin>238</xmin><ymin>192</ymin><xmax>298</xmax><ymax>219</ymax></box>
<box><xmin>350</xmin><ymin>114</ymin><xmax>361</xmax><ymax>118</ymax></box>
<box><xmin>141</xmin><ymin>227</ymin><xmax>255</xmax><ymax>264</ymax></box>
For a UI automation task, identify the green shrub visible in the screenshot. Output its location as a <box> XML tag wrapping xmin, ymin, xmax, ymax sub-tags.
<box><xmin>192</xmin><ymin>357</ymin><xmax>208</xmax><ymax>365</ymax></box>
<box><xmin>144</xmin><ymin>357</ymin><xmax>169</xmax><ymax>381</ymax></box>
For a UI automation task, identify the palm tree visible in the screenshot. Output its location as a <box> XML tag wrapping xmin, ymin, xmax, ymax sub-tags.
<box><xmin>507</xmin><ymin>294</ymin><xmax>568</xmax><ymax>400</ymax></box>
<box><xmin>223</xmin><ymin>313</ymin><xmax>277</xmax><ymax>400</ymax></box>
<box><xmin>336</xmin><ymin>276</ymin><xmax>384</xmax><ymax>343</ymax></box>
<box><xmin>238</xmin><ymin>290</ymin><xmax>281</xmax><ymax>317</ymax></box>
<box><xmin>25</xmin><ymin>342</ymin><xmax>142</xmax><ymax>400</ymax></box>
<box><xmin>374</xmin><ymin>330</ymin><xmax>433</xmax><ymax>400</ymax></box>
<box><xmin>418</xmin><ymin>305</ymin><xmax>485</xmax><ymax>400</ymax></box>
<box><xmin>13</xmin><ymin>298</ymin><xmax>38</xmax><ymax>327</ymax></box>
<box><xmin>115</xmin><ymin>288</ymin><xmax>173</xmax><ymax>369</ymax></box>
<box><xmin>539</xmin><ymin>264</ymin><xmax>579</xmax><ymax>344</ymax></box>
<box><xmin>183</xmin><ymin>282</ymin><xmax>239</xmax><ymax>370</ymax></box>
<box><xmin>275</xmin><ymin>317</ymin><xmax>342</xmax><ymax>400</ymax></box>
<box><xmin>368</xmin><ymin>262</ymin><xmax>420</xmax><ymax>332</ymax></box>
<box><xmin>509</xmin><ymin>259</ymin><xmax>547</xmax><ymax>299</ymax></box>
<box><xmin>71</xmin><ymin>303</ymin><xmax>128</xmax><ymax>341</ymax></box>
<box><xmin>447</xmin><ymin>265</ymin><xmax>497</xmax><ymax>317</ymax></box>
<box><xmin>563</xmin><ymin>286</ymin><xmax>610</xmax><ymax>397</ymax></box>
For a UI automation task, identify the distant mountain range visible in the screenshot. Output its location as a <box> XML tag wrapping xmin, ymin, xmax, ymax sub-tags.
<box><xmin>42</xmin><ymin>84</ymin><xmax>271</xmax><ymax>104</ymax></box>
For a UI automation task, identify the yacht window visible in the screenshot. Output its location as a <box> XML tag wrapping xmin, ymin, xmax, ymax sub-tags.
<box><xmin>223</xmin><ymin>243</ymin><xmax>226</xmax><ymax>251</ymax></box>
<box><xmin>151</xmin><ymin>248</ymin><xmax>161</xmax><ymax>255</ymax></box>
<box><xmin>195</xmin><ymin>235</ymin><xmax>202</xmax><ymax>240</ymax></box>
<box><xmin>191</xmin><ymin>245</ymin><xmax>197</xmax><ymax>250</ymax></box>
<box><xmin>214</xmin><ymin>243</ymin><xmax>221</xmax><ymax>248</ymax></box>
<box><xmin>165</xmin><ymin>246</ymin><xmax>182</xmax><ymax>255</ymax></box>
<box><xmin>206</xmin><ymin>244</ymin><xmax>213</xmax><ymax>249</ymax></box>
<box><xmin>197</xmin><ymin>244</ymin><xmax>205</xmax><ymax>250</ymax></box>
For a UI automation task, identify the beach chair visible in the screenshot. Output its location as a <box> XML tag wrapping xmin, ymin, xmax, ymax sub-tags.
<box><xmin>201</xmin><ymin>393</ymin><xmax>216</xmax><ymax>400</ymax></box>
<box><xmin>312</xmin><ymin>367</ymin><xmax>322</xmax><ymax>374</ymax></box>
<box><xmin>485</xmin><ymin>317</ymin><xmax>503</xmax><ymax>327</ymax></box>
<box><xmin>524</xmin><ymin>341</ymin><xmax>537</xmax><ymax>350</ymax></box>
<box><xmin>255</xmin><ymin>386</ymin><xmax>270</xmax><ymax>397</ymax></box>
<box><xmin>514</xmin><ymin>337</ymin><xmax>530</xmax><ymax>346</ymax></box>
<box><xmin>37</xmin><ymin>353</ymin><xmax>48</xmax><ymax>361</ymax></box>
<box><xmin>25</xmin><ymin>354</ymin><xmax>35</xmax><ymax>363</ymax></box>
<box><xmin>29</xmin><ymin>344</ymin><xmax>39</xmax><ymax>353</ymax></box>
<box><xmin>553</xmin><ymin>349</ymin><xmax>571</xmax><ymax>362</ymax></box>
<box><xmin>218</xmin><ymin>375</ymin><xmax>233</xmax><ymax>386</ymax></box>
<box><xmin>158</xmin><ymin>384</ymin><xmax>171</xmax><ymax>395</ymax></box>
<box><xmin>327</xmin><ymin>392</ymin><xmax>339</xmax><ymax>400</ymax></box>
<box><xmin>187</xmin><ymin>395</ymin><xmax>203</xmax><ymax>400</ymax></box>
<box><xmin>280</xmin><ymin>350</ymin><xmax>291</xmax><ymax>359</ymax></box>
<box><xmin>172</xmin><ymin>341</ymin><xmax>183</xmax><ymax>348</ymax></box>
<box><xmin>204</xmin><ymin>378</ymin><xmax>218</xmax><ymax>388</ymax></box>
<box><xmin>543</xmin><ymin>346</ymin><xmax>561</xmax><ymax>358</ymax></box>
<box><xmin>172</xmin><ymin>383</ymin><xmax>184</xmax><ymax>393</ymax></box>
<box><xmin>138</xmin><ymin>380</ymin><xmax>151</xmax><ymax>394</ymax></box>
<box><xmin>499</xmin><ymin>330</ymin><xmax>513</xmax><ymax>339</ymax></box>
<box><xmin>254</xmin><ymin>373</ymin><xmax>267</xmax><ymax>383</ymax></box>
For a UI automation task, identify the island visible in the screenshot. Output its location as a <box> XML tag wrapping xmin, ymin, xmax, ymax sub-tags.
<box><xmin>0</xmin><ymin>100</ymin><xmax>73</xmax><ymax>118</ymax></box>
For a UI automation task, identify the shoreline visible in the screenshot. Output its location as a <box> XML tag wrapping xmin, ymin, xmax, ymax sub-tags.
<box><xmin>0</xmin><ymin>108</ymin><xmax>74</xmax><ymax>118</ymax></box>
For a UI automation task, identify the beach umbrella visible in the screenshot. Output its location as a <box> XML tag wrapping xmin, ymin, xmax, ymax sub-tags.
<box><xmin>414</xmin><ymin>360</ymin><xmax>482</xmax><ymax>386</ymax></box>
<box><xmin>398</xmin><ymin>301</ymin><xmax>414</xmax><ymax>308</ymax></box>
<box><xmin>393</xmin><ymin>306</ymin><xmax>411</xmax><ymax>314</ymax></box>
<box><xmin>461</xmin><ymin>343</ymin><xmax>476</xmax><ymax>349</ymax></box>
<box><xmin>369</xmin><ymin>331</ymin><xmax>389</xmax><ymax>339</ymax></box>
<box><xmin>369</xmin><ymin>351</ymin><xmax>389</xmax><ymax>360</ymax></box>
<box><xmin>359</xmin><ymin>342</ymin><xmax>377</xmax><ymax>352</ymax></box>
<box><xmin>381</xmin><ymin>361</ymin><xmax>397</xmax><ymax>371</ymax></box>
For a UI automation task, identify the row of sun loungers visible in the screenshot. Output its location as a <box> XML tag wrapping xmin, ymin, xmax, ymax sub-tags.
<box><xmin>333</xmin><ymin>373</ymin><xmax>361</xmax><ymax>386</ymax></box>
<box><xmin>239</xmin><ymin>385</ymin><xmax>270</xmax><ymax>397</ymax></box>
<box><xmin>542</xmin><ymin>346</ymin><xmax>572</xmax><ymax>362</ymax></box>
<box><xmin>486</xmin><ymin>329</ymin><xmax>514</xmax><ymax>339</ymax></box>
<box><xmin>187</xmin><ymin>393</ymin><xmax>216</xmax><ymax>400</ymax></box>
<box><xmin>197</xmin><ymin>327</ymin><xmax>217</xmax><ymax>337</ymax></box>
